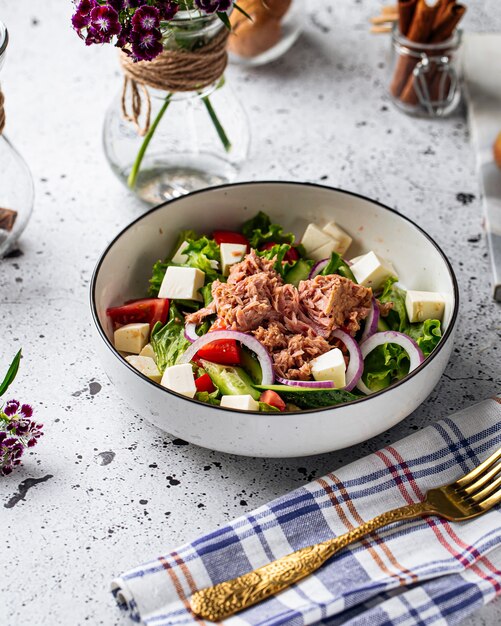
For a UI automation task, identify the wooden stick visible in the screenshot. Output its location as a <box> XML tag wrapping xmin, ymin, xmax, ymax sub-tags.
<box><xmin>370</xmin><ymin>14</ymin><xmax>398</xmax><ymax>24</ymax></box>
<box><xmin>382</xmin><ymin>5</ymin><xmax>398</xmax><ymax>15</ymax></box>
<box><xmin>370</xmin><ymin>25</ymin><xmax>392</xmax><ymax>33</ymax></box>
<box><xmin>398</xmin><ymin>0</ymin><xmax>417</xmax><ymax>36</ymax></box>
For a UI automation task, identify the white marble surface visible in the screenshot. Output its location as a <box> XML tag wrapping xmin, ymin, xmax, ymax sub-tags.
<box><xmin>1</xmin><ymin>1</ymin><xmax>500</xmax><ymax>625</ymax></box>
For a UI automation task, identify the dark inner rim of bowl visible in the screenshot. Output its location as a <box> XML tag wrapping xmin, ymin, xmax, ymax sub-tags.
<box><xmin>90</xmin><ymin>181</ymin><xmax>460</xmax><ymax>417</ymax></box>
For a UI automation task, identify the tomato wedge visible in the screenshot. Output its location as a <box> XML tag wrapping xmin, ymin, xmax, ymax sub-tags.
<box><xmin>259</xmin><ymin>242</ymin><xmax>300</xmax><ymax>263</ymax></box>
<box><xmin>196</xmin><ymin>339</ymin><xmax>242</xmax><ymax>366</ymax></box>
<box><xmin>195</xmin><ymin>373</ymin><xmax>216</xmax><ymax>394</ymax></box>
<box><xmin>213</xmin><ymin>230</ymin><xmax>250</xmax><ymax>252</ymax></box>
<box><xmin>106</xmin><ymin>298</ymin><xmax>170</xmax><ymax>329</ymax></box>
<box><xmin>260</xmin><ymin>390</ymin><xmax>286</xmax><ymax>412</ymax></box>
<box><xmin>209</xmin><ymin>318</ymin><xmax>227</xmax><ymax>331</ymax></box>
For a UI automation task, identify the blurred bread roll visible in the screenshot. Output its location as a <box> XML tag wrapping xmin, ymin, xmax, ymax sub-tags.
<box><xmin>229</xmin><ymin>0</ymin><xmax>292</xmax><ymax>58</ymax></box>
<box><xmin>494</xmin><ymin>132</ymin><xmax>501</xmax><ymax>170</ymax></box>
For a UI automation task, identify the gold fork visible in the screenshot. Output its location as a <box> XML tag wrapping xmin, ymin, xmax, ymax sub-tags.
<box><xmin>190</xmin><ymin>446</ymin><xmax>501</xmax><ymax>621</ymax></box>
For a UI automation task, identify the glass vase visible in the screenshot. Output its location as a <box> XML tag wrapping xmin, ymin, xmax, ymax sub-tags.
<box><xmin>103</xmin><ymin>11</ymin><xmax>250</xmax><ymax>205</ymax></box>
<box><xmin>0</xmin><ymin>21</ymin><xmax>34</xmax><ymax>257</ymax></box>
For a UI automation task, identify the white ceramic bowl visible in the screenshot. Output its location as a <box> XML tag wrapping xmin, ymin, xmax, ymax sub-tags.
<box><xmin>91</xmin><ymin>182</ymin><xmax>459</xmax><ymax>458</ymax></box>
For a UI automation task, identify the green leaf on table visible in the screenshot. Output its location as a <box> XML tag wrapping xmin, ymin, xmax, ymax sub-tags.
<box><xmin>0</xmin><ymin>349</ymin><xmax>22</xmax><ymax>397</ymax></box>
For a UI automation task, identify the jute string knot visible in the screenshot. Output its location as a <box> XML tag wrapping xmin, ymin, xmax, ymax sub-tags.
<box><xmin>120</xmin><ymin>28</ymin><xmax>229</xmax><ymax>136</ymax></box>
<box><xmin>0</xmin><ymin>90</ymin><xmax>5</xmax><ymax>135</ymax></box>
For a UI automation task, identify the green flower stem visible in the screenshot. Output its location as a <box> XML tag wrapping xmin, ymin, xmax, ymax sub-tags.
<box><xmin>127</xmin><ymin>93</ymin><xmax>172</xmax><ymax>190</ymax></box>
<box><xmin>201</xmin><ymin>95</ymin><xmax>232</xmax><ymax>152</ymax></box>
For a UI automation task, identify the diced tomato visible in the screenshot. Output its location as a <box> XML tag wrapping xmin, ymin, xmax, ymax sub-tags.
<box><xmin>106</xmin><ymin>298</ymin><xmax>170</xmax><ymax>329</ymax></box>
<box><xmin>195</xmin><ymin>373</ymin><xmax>216</xmax><ymax>394</ymax></box>
<box><xmin>259</xmin><ymin>242</ymin><xmax>300</xmax><ymax>263</ymax></box>
<box><xmin>209</xmin><ymin>318</ymin><xmax>227</xmax><ymax>331</ymax></box>
<box><xmin>213</xmin><ymin>230</ymin><xmax>250</xmax><ymax>252</ymax></box>
<box><xmin>196</xmin><ymin>340</ymin><xmax>242</xmax><ymax>366</ymax></box>
<box><xmin>259</xmin><ymin>390</ymin><xmax>286</xmax><ymax>412</ymax></box>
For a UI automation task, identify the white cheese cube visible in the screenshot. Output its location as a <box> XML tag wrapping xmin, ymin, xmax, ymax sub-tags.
<box><xmin>220</xmin><ymin>243</ymin><xmax>247</xmax><ymax>276</ymax></box>
<box><xmin>139</xmin><ymin>343</ymin><xmax>156</xmax><ymax>361</ymax></box>
<box><xmin>309</xmin><ymin>240</ymin><xmax>337</xmax><ymax>262</ymax></box>
<box><xmin>301</xmin><ymin>223</ymin><xmax>333</xmax><ymax>256</ymax></box>
<box><xmin>171</xmin><ymin>240</ymin><xmax>189</xmax><ymax>264</ymax></box>
<box><xmin>405</xmin><ymin>290</ymin><xmax>445</xmax><ymax>323</ymax></box>
<box><xmin>158</xmin><ymin>266</ymin><xmax>205</xmax><ymax>301</ymax></box>
<box><xmin>161</xmin><ymin>363</ymin><xmax>196</xmax><ymax>398</ymax></box>
<box><xmin>114</xmin><ymin>323</ymin><xmax>150</xmax><ymax>354</ymax></box>
<box><xmin>350</xmin><ymin>251</ymin><xmax>397</xmax><ymax>290</ymax></box>
<box><xmin>322</xmin><ymin>221</ymin><xmax>353</xmax><ymax>256</ymax></box>
<box><xmin>220</xmin><ymin>394</ymin><xmax>260</xmax><ymax>411</ymax></box>
<box><xmin>311</xmin><ymin>348</ymin><xmax>346</xmax><ymax>388</ymax></box>
<box><xmin>125</xmin><ymin>355</ymin><xmax>162</xmax><ymax>383</ymax></box>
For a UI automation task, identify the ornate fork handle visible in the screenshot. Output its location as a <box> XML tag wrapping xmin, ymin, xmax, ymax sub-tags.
<box><xmin>190</xmin><ymin>502</ymin><xmax>428</xmax><ymax>621</ymax></box>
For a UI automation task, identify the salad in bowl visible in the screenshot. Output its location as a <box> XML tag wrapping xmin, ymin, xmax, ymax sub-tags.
<box><xmin>107</xmin><ymin>211</ymin><xmax>445</xmax><ymax>413</ymax></box>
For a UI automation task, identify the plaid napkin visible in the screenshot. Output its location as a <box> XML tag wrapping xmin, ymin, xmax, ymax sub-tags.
<box><xmin>112</xmin><ymin>396</ymin><xmax>501</xmax><ymax>625</ymax></box>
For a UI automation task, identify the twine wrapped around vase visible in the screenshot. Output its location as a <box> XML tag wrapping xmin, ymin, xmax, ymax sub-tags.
<box><xmin>120</xmin><ymin>28</ymin><xmax>229</xmax><ymax>136</ymax></box>
<box><xmin>0</xmin><ymin>90</ymin><xmax>5</xmax><ymax>134</ymax></box>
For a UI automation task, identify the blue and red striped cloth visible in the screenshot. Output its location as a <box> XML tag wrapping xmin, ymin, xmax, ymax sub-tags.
<box><xmin>112</xmin><ymin>396</ymin><xmax>501</xmax><ymax>625</ymax></box>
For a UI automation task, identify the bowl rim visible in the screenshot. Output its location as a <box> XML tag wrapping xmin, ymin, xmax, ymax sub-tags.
<box><xmin>90</xmin><ymin>181</ymin><xmax>459</xmax><ymax>417</ymax></box>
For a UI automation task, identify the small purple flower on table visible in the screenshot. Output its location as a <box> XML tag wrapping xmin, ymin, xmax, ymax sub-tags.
<box><xmin>0</xmin><ymin>400</ymin><xmax>43</xmax><ymax>476</ymax></box>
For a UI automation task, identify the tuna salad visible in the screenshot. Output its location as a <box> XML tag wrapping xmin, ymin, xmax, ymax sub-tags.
<box><xmin>107</xmin><ymin>212</ymin><xmax>446</xmax><ymax>412</ymax></box>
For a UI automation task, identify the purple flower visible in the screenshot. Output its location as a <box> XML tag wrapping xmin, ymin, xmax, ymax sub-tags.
<box><xmin>71</xmin><ymin>0</ymin><xmax>97</xmax><ymax>31</ymax></box>
<box><xmin>132</xmin><ymin>6</ymin><xmax>160</xmax><ymax>32</ymax></box>
<box><xmin>20</xmin><ymin>404</ymin><xmax>33</xmax><ymax>418</ymax></box>
<box><xmin>194</xmin><ymin>0</ymin><xmax>232</xmax><ymax>14</ymax></box>
<box><xmin>88</xmin><ymin>5</ymin><xmax>122</xmax><ymax>43</ymax></box>
<box><xmin>157</xmin><ymin>1</ymin><xmax>179</xmax><ymax>21</ymax></box>
<box><xmin>3</xmin><ymin>400</ymin><xmax>19</xmax><ymax>417</ymax></box>
<box><xmin>108</xmin><ymin>0</ymin><xmax>125</xmax><ymax>10</ymax></box>
<box><xmin>131</xmin><ymin>28</ymin><xmax>163</xmax><ymax>61</ymax></box>
<box><xmin>0</xmin><ymin>399</ymin><xmax>43</xmax><ymax>475</ymax></box>
<box><xmin>116</xmin><ymin>21</ymin><xmax>131</xmax><ymax>49</ymax></box>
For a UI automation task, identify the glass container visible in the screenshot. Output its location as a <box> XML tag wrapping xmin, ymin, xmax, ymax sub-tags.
<box><xmin>103</xmin><ymin>12</ymin><xmax>250</xmax><ymax>205</ymax></box>
<box><xmin>389</xmin><ymin>25</ymin><xmax>462</xmax><ymax>118</ymax></box>
<box><xmin>0</xmin><ymin>21</ymin><xmax>34</xmax><ymax>257</ymax></box>
<box><xmin>228</xmin><ymin>0</ymin><xmax>302</xmax><ymax>67</ymax></box>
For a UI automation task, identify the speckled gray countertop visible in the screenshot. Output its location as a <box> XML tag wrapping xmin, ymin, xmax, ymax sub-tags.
<box><xmin>0</xmin><ymin>1</ymin><xmax>500</xmax><ymax>625</ymax></box>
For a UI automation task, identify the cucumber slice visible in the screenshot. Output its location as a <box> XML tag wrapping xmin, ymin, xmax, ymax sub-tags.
<box><xmin>240</xmin><ymin>348</ymin><xmax>263</xmax><ymax>385</ymax></box>
<box><xmin>284</xmin><ymin>259</ymin><xmax>312</xmax><ymax>287</ymax></box>
<box><xmin>255</xmin><ymin>385</ymin><xmax>359</xmax><ymax>409</ymax></box>
<box><xmin>201</xmin><ymin>360</ymin><xmax>260</xmax><ymax>400</ymax></box>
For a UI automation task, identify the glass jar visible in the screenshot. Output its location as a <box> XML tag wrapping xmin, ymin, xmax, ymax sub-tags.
<box><xmin>0</xmin><ymin>21</ymin><xmax>34</xmax><ymax>257</ymax></box>
<box><xmin>389</xmin><ymin>26</ymin><xmax>462</xmax><ymax>118</ymax></box>
<box><xmin>228</xmin><ymin>0</ymin><xmax>302</xmax><ymax>67</ymax></box>
<box><xmin>103</xmin><ymin>11</ymin><xmax>250</xmax><ymax>205</ymax></box>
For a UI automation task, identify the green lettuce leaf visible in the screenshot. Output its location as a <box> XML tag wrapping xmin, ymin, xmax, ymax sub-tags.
<box><xmin>321</xmin><ymin>251</ymin><xmax>357</xmax><ymax>283</ymax></box>
<box><xmin>378</xmin><ymin>277</ymin><xmax>442</xmax><ymax>357</ymax></box>
<box><xmin>256</xmin><ymin>243</ymin><xmax>296</xmax><ymax>278</ymax></box>
<box><xmin>150</xmin><ymin>303</ymin><xmax>190</xmax><ymax>373</ymax></box>
<box><xmin>361</xmin><ymin>342</ymin><xmax>410</xmax><ymax>392</ymax></box>
<box><xmin>242</xmin><ymin>211</ymin><xmax>295</xmax><ymax>248</ymax></box>
<box><xmin>183</xmin><ymin>236</ymin><xmax>221</xmax><ymax>282</ymax></box>
<box><xmin>148</xmin><ymin>235</ymin><xmax>221</xmax><ymax>296</ymax></box>
<box><xmin>169</xmin><ymin>229</ymin><xmax>199</xmax><ymax>259</ymax></box>
<box><xmin>196</xmin><ymin>390</ymin><xmax>221</xmax><ymax>406</ymax></box>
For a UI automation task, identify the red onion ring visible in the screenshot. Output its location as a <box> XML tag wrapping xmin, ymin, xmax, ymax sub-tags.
<box><xmin>308</xmin><ymin>258</ymin><xmax>329</xmax><ymax>279</ymax></box>
<box><xmin>356</xmin><ymin>331</ymin><xmax>425</xmax><ymax>395</ymax></box>
<box><xmin>184</xmin><ymin>322</ymin><xmax>198</xmax><ymax>343</ymax></box>
<box><xmin>178</xmin><ymin>330</ymin><xmax>275</xmax><ymax>386</ymax></box>
<box><xmin>275</xmin><ymin>376</ymin><xmax>334</xmax><ymax>389</ymax></box>
<box><xmin>330</xmin><ymin>329</ymin><xmax>364</xmax><ymax>391</ymax></box>
<box><xmin>360</xmin><ymin>298</ymin><xmax>379</xmax><ymax>343</ymax></box>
